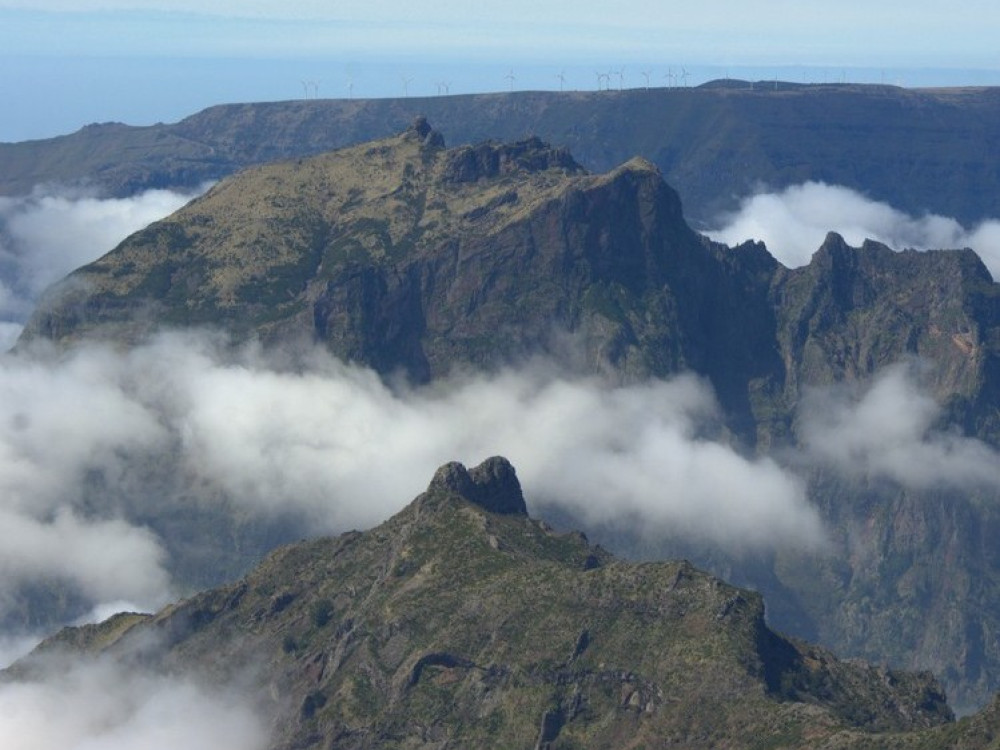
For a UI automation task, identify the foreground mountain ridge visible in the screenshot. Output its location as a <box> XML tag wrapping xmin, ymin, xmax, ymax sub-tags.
<box><xmin>17</xmin><ymin>125</ymin><xmax>1000</xmax><ymax>711</ymax></box>
<box><xmin>13</xmin><ymin>457</ymin><xmax>992</xmax><ymax>750</ymax></box>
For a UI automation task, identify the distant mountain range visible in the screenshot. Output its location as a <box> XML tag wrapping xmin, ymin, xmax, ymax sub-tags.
<box><xmin>4</xmin><ymin>82</ymin><xmax>1000</xmax><ymax>228</ymax></box>
<box><xmin>17</xmin><ymin>121</ymin><xmax>1000</xmax><ymax>715</ymax></box>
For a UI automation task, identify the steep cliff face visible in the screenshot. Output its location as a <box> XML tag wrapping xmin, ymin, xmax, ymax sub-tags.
<box><xmin>7</xmin><ymin>458</ymin><xmax>964</xmax><ymax>750</ymax></box>
<box><xmin>747</xmin><ymin>233</ymin><xmax>1000</xmax><ymax>447</ymax></box>
<box><xmin>773</xmin><ymin>234</ymin><xmax>1000</xmax><ymax>434</ymax></box>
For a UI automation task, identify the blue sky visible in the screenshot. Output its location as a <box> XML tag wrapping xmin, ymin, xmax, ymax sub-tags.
<box><xmin>2</xmin><ymin>1</ymin><xmax>1000</xmax><ymax>142</ymax></box>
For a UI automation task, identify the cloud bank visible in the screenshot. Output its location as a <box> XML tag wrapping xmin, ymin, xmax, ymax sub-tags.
<box><xmin>707</xmin><ymin>181</ymin><xmax>1000</xmax><ymax>279</ymax></box>
<box><xmin>0</xmin><ymin>655</ymin><xmax>268</xmax><ymax>750</ymax></box>
<box><xmin>0</xmin><ymin>331</ymin><xmax>830</xmax><ymax>630</ymax></box>
<box><xmin>0</xmin><ymin>187</ymin><xmax>201</xmax><ymax>349</ymax></box>
<box><xmin>0</xmin><ymin>633</ymin><xmax>41</xmax><ymax>670</ymax></box>
<box><xmin>798</xmin><ymin>361</ymin><xmax>1000</xmax><ymax>490</ymax></box>
<box><xmin>2</xmin><ymin>346</ymin><xmax>998</xmax><ymax>747</ymax></box>
<box><xmin>149</xmin><ymin>337</ymin><xmax>821</xmax><ymax>550</ymax></box>
<box><xmin>8</xmin><ymin>329</ymin><xmax>1000</xmax><ymax>629</ymax></box>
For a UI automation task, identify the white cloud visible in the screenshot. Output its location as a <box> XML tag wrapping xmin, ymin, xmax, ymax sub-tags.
<box><xmin>0</xmin><ymin>332</ymin><xmax>824</xmax><ymax>622</ymax></box>
<box><xmin>118</xmin><ymin>335</ymin><xmax>824</xmax><ymax>551</ymax></box>
<box><xmin>707</xmin><ymin>181</ymin><xmax>1000</xmax><ymax>279</ymax></box>
<box><xmin>798</xmin><ymin>361</ymin><xmax>1000</xmax><ymax>490</ymax></box>
<box><xmin>0</xmin><ymin>342</ymin><xmax>174</xmax><ymax>616</ymax></box>
<box><xmin>0</xmin><ymin>330</ymin><xmax>825</xmax><ymax>748</ymax></box>
<box><xmin>0</xmin><ymin>656</ymin><xmax>269</xmax><ymax>750</ymax></box>
<box><xmin>0</xmin><ymin>509</ymin><xmax>170</xmax><ymax>609</ymax></box>
<box><xmin>0</xmin><ymin>633</ymin><xmax>41</xmax><ymax>670</ymax></box>
<box><xmin>0</xmin><ymin>186</ymin><xmax>203</xmax><ymax>339</ymax></box>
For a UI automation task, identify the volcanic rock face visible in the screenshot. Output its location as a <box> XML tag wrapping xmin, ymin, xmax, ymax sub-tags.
<box><xmin>770</xmin><ymin>232</ymin><xmax>1000</xmax><ymax>442</ymax></box>
<box><xmin>7</xmin><ymin>458</ymin><xmax>969</xmax><ymax>750</ymax></box>
<box><xmin>428</xmin><ymin>457</ymin><xmax>528</xmax><ymax>516</ymax></box>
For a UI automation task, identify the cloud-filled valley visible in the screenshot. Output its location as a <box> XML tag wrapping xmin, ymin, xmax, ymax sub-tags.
<box><xmin>0</xmin><ymin>186</ymin><xmax>203</xmax><ymax>349</ymax></box>
<box><xmin>0</xmin><ymin>333</ymin><xmax>826</xmax><ymax>624</ymax></box>
<box><xmin>798</xmin><ymin>362</ymin><xmax>1000</xmax><ymax>490</ymax></box>
<box><xmin>707</xmin><ymin>181</ymin><xmax>1000</xmax><ymax>278</ymax></box>
<box><xmin>3</xmin><ymin>183</ymin><xmax>1000</xmax><ymax>635</ymax></box>
<box><xmin>6</xmin><ymin>180</ymin><xmax>1000</xmax><ymax>743</ymax></box>
<box><xmin>0</xmin><ymin>654</ymin><xmax>269</xmax><ymax>750</ymax></box>
<box><xmin>5</xmin><ymin>336</ymin><xmax>1000</xmax><ymax>747</ymax></box>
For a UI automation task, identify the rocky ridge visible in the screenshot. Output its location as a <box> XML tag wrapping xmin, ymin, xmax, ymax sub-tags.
<box><xmin>8</xmin><ymin>457</ymin><xmax>978</xmax><ymax>750</ymax></box>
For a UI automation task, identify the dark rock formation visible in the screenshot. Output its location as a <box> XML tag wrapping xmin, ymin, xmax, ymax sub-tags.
<box><xmin>425</xmin><ymin>457</ymin><xmax>528</xmax><ymax>515</ymax></box>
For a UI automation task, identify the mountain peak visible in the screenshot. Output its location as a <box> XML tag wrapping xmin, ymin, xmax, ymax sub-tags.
<box><xmin>439</xmin><ymin>135</ymin><xmax>583</xmax><ymax>183</ymax></box>
<box><xmin>7</xmin><ymin>457</ymin><xmax>966</xmax><ymax>749</ymax></box>
<box><xmin>426</xmin><ymin>456</ymin><xmax>527</xmax><ymax>515</ymax></box>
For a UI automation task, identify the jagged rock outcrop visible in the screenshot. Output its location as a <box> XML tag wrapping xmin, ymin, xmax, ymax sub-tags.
<box><xmin>8</xmin><ymin>458</ymin><xmax>981</xmax><ymax>750</ymax></box>
<box><xmin>769</xmin><ymin>232</ymin><xmax>1000</xmax><ymax>442</ymax></box>
<box><xmin>428</xmin><ymin>457</ymin><xmax>528</xmax><ymax>516</ymax></box>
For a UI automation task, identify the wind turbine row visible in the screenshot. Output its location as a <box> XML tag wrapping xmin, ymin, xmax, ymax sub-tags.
<box><xmin>300</xmin><ymin>80</ymin><xmax>321</xmax><ymax>99</ymax></box>
<box><xmin>296</xmin><ymin>64</ymin><xmax>697</xmax><ymax>101</ymax></box>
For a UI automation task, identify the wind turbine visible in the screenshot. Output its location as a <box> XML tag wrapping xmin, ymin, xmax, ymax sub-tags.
<box><xmin>641</xmin><ymin>69</ymin><xmax>651</xmax><ymax>89</ymax></box>
<box><xmin>680</xmin><ymin>67</ymin><xmax>690</xmax><ymax>87</ymax></box>
<box><xmin>300</xmin><ymin>80</ymin><xmax>309</xmax><ymax>98</ymax></box>
<box><xmin>556</xmin><ymin>70</ymin><xmax>566</xmax><ymax>92</ymax></box>
<box><xmin>505</xmin><ymin>68</ymin><xmax>516</xmax><ymax>92</ymax></box>
<box><xmin>664</xmin><ymin>68</ymin><xmax>675</xmax><ymax>88</ymax></box>
<box><xmin>613</xmin><ymin>67</ymin><xmax>625</xmax><ymax>91</ymax></box>
<box><xmin>401</xmin><ymin>75</ymin><xmax>413</xmax><ymax>97</ymax></box>
<box><xmin>311</xmin><ymin>80</ymin><xmax>321</xmax><ymax>99</ymax></box>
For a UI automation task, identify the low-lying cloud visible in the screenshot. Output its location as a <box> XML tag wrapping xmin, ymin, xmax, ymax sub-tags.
<box><xmin>0</xmin><ymin>331</ymin><xmax>826</xmax><ymax>630</ymax></box>
<box><xmin>0</xmin><ymin>655</ymin><xmax>268</xmax><ymax>750</ymax></box>
<box><xmin>0</xmin><ymin>186</ymin><xmax>203</xmax><ymax>348</ymax></box>
<box><xmin>707</xmin><ymin>181</ymin><xmax>1000</xmax><ymax>278</ymax></box>
<box><xmin>146</xmin><ymin>337</ymin><xmax>820</xmax><ymax>549</ymax></box>
<box><xmin>798</xmin><ymin>361</ymin><xmax>1000</xmax><ymax>489</ymax></box>
<box><xmin>0</xmin><ymin>633</ymin><xmax>41</xmax><ymax>671</ymax></box>
<box><xmin>6</xmin><ymin>328</ymin><xmax>1000</xmax><ymax>644</ymax></box>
